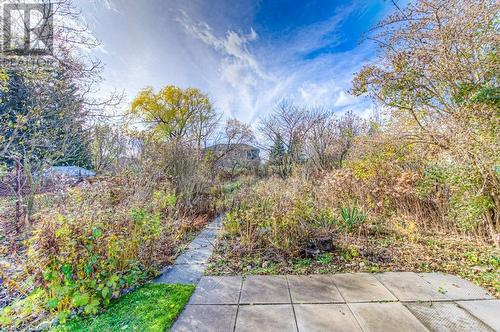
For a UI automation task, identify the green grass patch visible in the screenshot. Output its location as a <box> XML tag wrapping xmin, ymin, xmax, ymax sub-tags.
<box><xmin>316</xmin><ymin>253</ymin><xmax>333</xmax><ymax>265</ymax></box>
<box><xmin>54</xmin><ymin>283</ymin><xmax>194</xmax><ymax>332</ymax></box>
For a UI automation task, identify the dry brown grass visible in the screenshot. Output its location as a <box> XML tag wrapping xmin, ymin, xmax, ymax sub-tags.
<box><xmin>208</xmin><ymin>165</ymin><xmax>499</xmax><ymax>297</ymax></box>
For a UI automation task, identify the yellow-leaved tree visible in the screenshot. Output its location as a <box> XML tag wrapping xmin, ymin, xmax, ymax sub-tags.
<box><xmin>130</xmin><ymin>85</ymin><xmax>219</xmax><ymax>149</ymax></box>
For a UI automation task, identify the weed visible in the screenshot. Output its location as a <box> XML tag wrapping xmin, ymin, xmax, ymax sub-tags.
<box><xmin>317</xmin><ymin>253</ymin><xmax>333</xmax><ymax>265</ymax></box>
<box><xmin>340</xmin><ymin>246</ymin><xmax>360</xmax><ymax>262</ymax></box>
<box><xmin>437</xmin><ymin>287</ymin><xmax>447</xmax><ymax>295</ymax></box>
<box><xmin>379</xmin><ymin>238</ymin><xmax>392</xmax><ymax>248</ymax></box>
<box><xmin>339</xmin><ymin>206</ymin><xmax>367</xmax><ymax>231</ymax></box>
<box><xmin>294</xmin><ymin>259</ymin><xmax>312</xmax><ymax>268</ymax></box>
<box><xmin>425</xmin><ymin>238</ymin><xmax>438</xmax><ymax>247</ymax></box>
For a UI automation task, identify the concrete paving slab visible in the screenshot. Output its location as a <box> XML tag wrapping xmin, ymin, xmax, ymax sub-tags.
<box><xmin>294</xmin><ymin>304</ymin><xmax>362</xmax><ymax>332</ymax></box>
<box><xmin>156</xmin><ymin>217</ymin><xmax>220</xmax><ymax>284</ymax></box>
<box><xmin>176</xmin><ymin>247</ymin><xmax>213</xmax><ymax>265</ymax></box>
<box><xmin>198</xmin><ymin>227</ymin><xmax>218</xmax><ymax>238</ymax></box>
<box><xmin>190</xmin><ymin>231</ymin><xmax>217</xmax><ymax>247</ymax></box>
<box><xmin>188</xmin><ymin>234</ymin><xmax>216</xmax><ymax>248</ymax></box>
<box><xmin>240</xmin><ymin>275</ymin><xmax>291</xmax><ymax>304</ymax></box>
<box><xmin>207</xmin><ymin>215</ymin><xmax>222</xmax><ymax>229</ymax></box>
<box><xmin>189</xmin><ymin>276</ymin><xmax>242</xmax><ymax>305</ymax></box>
<box><xmin>375</xmin><ymin>272</ymin><xmax>449</xmax><ymax>301</ymax></box>
<box><xmin>349</xmin><ymin>302</ymin><xmax>429</xmax><ymax>332</ymax></box>
<box><xmin>457</xmin><ymin>300</ymin><xmax>500</xmax><ymax>331</ymax></box>
<box><xmin>155</xmin><ymin>264</ymin><xmax>206</xmax><ymax>284</ymax></box>
<box><xmin>419</xmin><ymin>272</ymin><xmax>492</xmax><ymax>300</ymax></box>
<box><xmin>235</xmin><ymin>304</ymin><xmax>297</xmax><ymax>332</ymax></box>
<box><xmin>332</xmin><ymin>273</ymin><xmax>397</xmax><ymax>302</ymax></box>
<box><xmin>187</xmin><ymin>242</ymin><xmax>216</xmax><ymax>254</ymax></box>
<box><xmin>405</xmin><ymin>302</ymin><xmax>494</xmax><ymax>332</ymax></box>
<box><xmin>287</xmin><ymin>275</ymin><xmax>343</xmax><ymax>303</ymax></box>
<box><xmin>171</xmin><ymin>305</ymin><xmax>237</xmax><ymax>332</ymax></box>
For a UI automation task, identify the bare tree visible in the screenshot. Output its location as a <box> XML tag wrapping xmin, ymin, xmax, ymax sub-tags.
<box><xmin>259</xmin><ymin>100</ymin><xmax>314</xmax><ymax>177</ymax></box>
<box><xmin>305</xmin><ymin>109</ymin><xmax>367</xmax><ymax>170</ymax></box>
<box><xmin>208</xmin><ymin>119</ymin><xmax>255</xmax><ymax>176</ymax></box>
<box><xmin>336</xmin><ymin>111</ymin><xmax>365</xmax><ymax>168</ymax></box>
<box><xmin>90</xmin><ymin>124</ymin><xmax>128</xmax><ymax>175</ymax></box>
<box><xmin>306</xmin><ymin>108</ymin><xmax>336</xmax><ymax>170</ymax></box>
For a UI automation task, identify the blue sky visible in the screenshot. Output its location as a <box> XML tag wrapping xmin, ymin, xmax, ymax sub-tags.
<box><xmin>76</xmin><ymin>0</ymin><xmax>395</xmax><ymax>123</ymax></box>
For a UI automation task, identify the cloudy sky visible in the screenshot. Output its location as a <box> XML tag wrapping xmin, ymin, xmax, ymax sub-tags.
<box><xmin>74</xmin><ymin>0</ymin><xmax>395</xmax><ymax>123</ymax></box>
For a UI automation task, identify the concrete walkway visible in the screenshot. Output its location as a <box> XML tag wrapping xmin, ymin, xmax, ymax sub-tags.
<box><xmin>172</xmin><ymin>272</ymin><xmax>500</xmax><ymax>332</ymax></box>
<box><xmin>155</xmin><ymin>215</ymin><xmax>222</xmax><ymax>284</ymax></box>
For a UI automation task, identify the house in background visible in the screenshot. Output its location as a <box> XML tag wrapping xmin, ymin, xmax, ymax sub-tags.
<box><xmin>46</xmin><ymin>166</ymin><xmax>96</xmax><ymax>178</ymax></box>
<box><xmin>42</xmin><ymin>166</ymin><xmax>96</xmax><ymax>186</ymax></box>
<box><xmin>205</xmin><ymin>143</ymin><xmax>260</xmax><ymax>170</ymax></box>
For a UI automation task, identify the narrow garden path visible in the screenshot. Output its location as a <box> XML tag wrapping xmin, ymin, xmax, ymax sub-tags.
<box><xmin>154</xmin><ymin>215</ymin><xmax>222</xmax><ymax>284</ymax></box>
<box><xmin>172</xmin><ymin>272</ymin><xmax>500</xmax><ymax>331</ymax></box>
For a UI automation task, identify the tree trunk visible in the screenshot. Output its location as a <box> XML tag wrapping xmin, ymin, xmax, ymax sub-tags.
<box><xmin>14</xmin><ymin>160</ymin><xmax>22</xmax><ymax>234</ymax></box>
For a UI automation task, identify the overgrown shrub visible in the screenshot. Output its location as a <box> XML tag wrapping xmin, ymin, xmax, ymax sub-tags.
<box><xmin>221</xmin><ymin>140</ymin><xmax>497</xmax><ymax>264</ymax></box>
<box><xmin>222</xmin><ymin>175</ymin><xmax>368</xmax><ymax>259</ymax></box>
<box><xmin>352</xmin><ymin>0</ymin><xmax>499</xmax><ymax>243</ymax></box>
<box><xmin>0</xmin><ymin>174</ymin><xmax>208</xmax><ymax>330</ymax></box>
<box><xmin>132</xmin><ymin>139</ymin><xmax>214</xmax><ymax>215</ymax></box>
<box><xmin>416</xmin><ymin>162</ymin><xmax>495</xmax><ymax>234</ymax></box>
<box><xmin>337</xmin><ymin>136</ymin><xmax>497</xmax><ymax>237</ymax></box>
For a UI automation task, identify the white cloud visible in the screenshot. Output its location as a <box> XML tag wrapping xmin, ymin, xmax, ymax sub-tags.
<box><xmin>175</xmin><ymin>10</ymin><xmax>280</xmax><ymax>121</ymax></box>
<box><xmin>334</xmin><ymin>90</ymin><xmax>357</xmax><ymax>107</ymax></box>
<box><xmin>176</xmin><ymin>11</ymin><xmax>271</xmax><ymax>81</ymax></box>
<box><xmin>176</xmin><ymin>10</ymin><xmax>375</xmax><ymax>121</ymax></box>
<box><xmin>299</xmin><ymin>82</ymin><xmax>336</xmax><ymax>105</ymax></box>
<box><xmin>78</xmin><ymin>0</ymin><xmax>381</xmax><ymax>124</ymax></box>
<box><xmin>221</xmin><ymin>61</ymin><xmax>256</xmax><ymax>88</ymax></box>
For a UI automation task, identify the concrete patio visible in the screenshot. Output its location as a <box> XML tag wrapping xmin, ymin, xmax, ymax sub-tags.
<box><xmin>171</xmin><ymin>272</ymin><xmax>499</xmax><ymax>332</ymax></box>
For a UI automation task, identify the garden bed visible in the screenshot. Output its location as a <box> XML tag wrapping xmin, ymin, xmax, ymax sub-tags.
<box><xmin>207</xmin><ymin>232</ymin><xmax>500</xmax><ymax>297</ymax></box>
<box><xmin>0</xmin><ymin>178</ymin><xmax>213</xmax><ymax>331</ymax></box>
